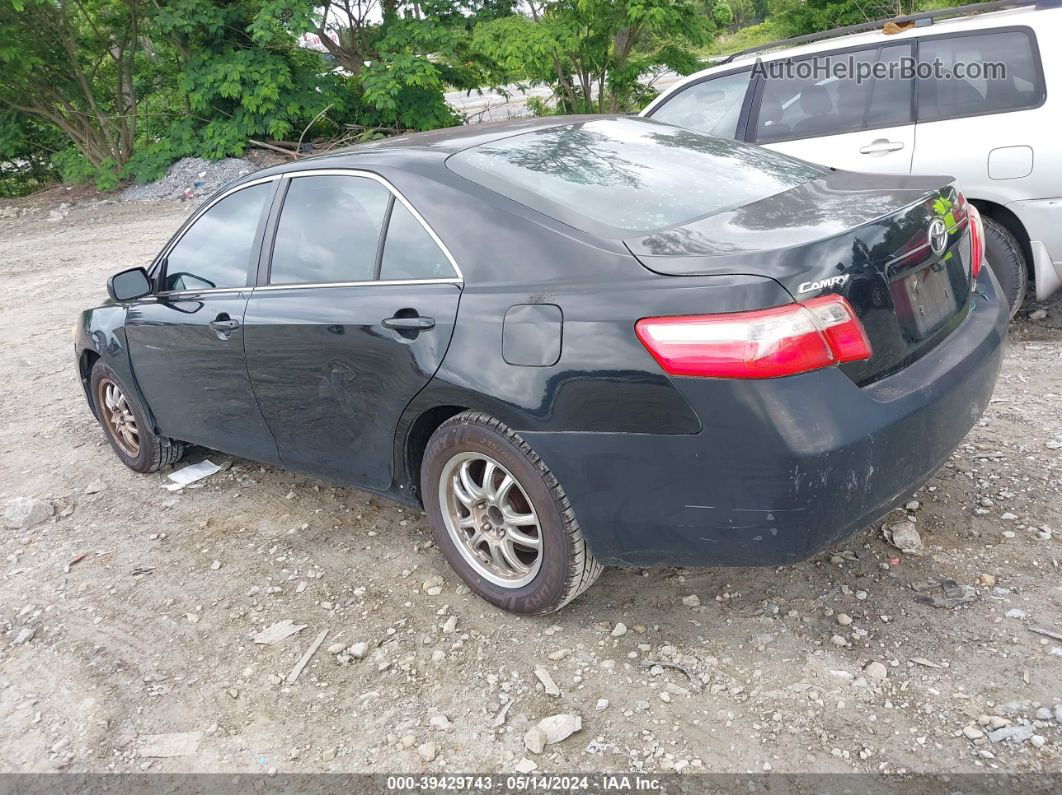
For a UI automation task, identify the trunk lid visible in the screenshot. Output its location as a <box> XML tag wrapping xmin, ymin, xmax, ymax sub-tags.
<box><xmin>626</xmin><ymin>171</ymin><xmax>975</xmax><ymax>385</ymax></box>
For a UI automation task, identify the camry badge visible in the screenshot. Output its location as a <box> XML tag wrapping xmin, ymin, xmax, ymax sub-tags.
<box><xmin>928</xmin><ymin>218</ymin><xmax>949</xmax><ymax>256</ymax></box>
<box><xmin>797</xmin><ymin>274</ymin><xmax>850</xmax><ymax>294</ymax></box>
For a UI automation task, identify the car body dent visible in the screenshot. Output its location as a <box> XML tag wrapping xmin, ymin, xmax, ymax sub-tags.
<box><xmin>75</xmin><ymin>304</ymin><xmax>157</xmax><ymax>427</ymax></box>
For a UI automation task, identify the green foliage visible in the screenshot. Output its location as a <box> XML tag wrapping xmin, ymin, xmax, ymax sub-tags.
<box><xmin>0</xmin><ymin>0</ymin><xmax>143</xmax><ymax>174</ymax></box>
<box><xmin>767</xmin><ymin>0</ymin><xmax>987</xmax><ymax>37</ymax></box>
<box><xmin>52</xmin><ymin>148</ymin><xmax>96</xmax><ymax>184</ymax></box>
<box><xmin>0</xmin><ymin>110</ymin><xmax>63</xmax><ymax>196</ymax></box>
<box><xmin>5</xmin><ymin>0</ymin><xmax>989</xmax><ymax>195</ymax></box>
<box><xmin>473</xmin><ymin>0</ymin><xmax>711</xmax><ymax>114</ymax></box>
<box><xmin>713</xmin><ymin>0</ymin><xmax>733</xmax><ymax>29</ymax></box>
<box><xmin>700</xmin><ymin>17</ymin><xmax>783</xmax><ymax>54</ymax></box>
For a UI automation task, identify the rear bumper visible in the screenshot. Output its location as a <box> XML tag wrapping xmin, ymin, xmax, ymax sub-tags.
<box><xmin>522</xmin><ymin>269</ymin><xmax>1008</xmax><ymax>567</ymax></box>
<box><xmin>1007</xmin><ymin>197</ymin><xmax>1062</xmax><ymax>301</ymax></box>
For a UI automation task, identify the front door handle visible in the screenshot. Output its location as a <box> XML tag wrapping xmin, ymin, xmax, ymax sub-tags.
<box><xmin>382</xmin><ymin>315</ymin><xmax>435</xmax><ymax>331</ymax></box>
<box><xmin>859</xmin><ymin>138</ymin><xmax>905</xmax><ymax>155</ymax></box>
<box><xmin>209</xmin><ymin>313</ymin><xmax>240</xmax><ymax>339</ymax></box>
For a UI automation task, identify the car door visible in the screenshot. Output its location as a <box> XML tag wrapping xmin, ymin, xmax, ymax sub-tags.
<box><xmin>911</xmin><ymin>28</ymin><xmax>1047</xmax><ymax>196</ymax></box>
<box><xmin>243</xmin><ymin>170</ymin><xmax>462</xmax><ymax>490</ymax></box>
<box><xmin>124</xmin><ymin>178</ymin><xmax>281</xmax><ymax>464</ymax></box>
<box><xmin>751</xmin><ymin>43</ymin><xmax>916</xmax><ymax>174</ymax></box>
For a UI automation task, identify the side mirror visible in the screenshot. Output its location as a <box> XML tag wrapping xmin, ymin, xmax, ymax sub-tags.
<box><xmin>107</xmin><ymin>267</ymin><xmax>152</xmax><ymax>302</ymax></box>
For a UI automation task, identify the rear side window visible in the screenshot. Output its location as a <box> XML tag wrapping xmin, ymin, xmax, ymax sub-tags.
<box><xmin>754</xmin><ymin>44</ymin><xmax>912</xmax><ymax>144</ymax></box>
<box><xmin>164</xmin><ymin>182</ymin><xmax>272</xmax><ymax>291</ymax></box>
<box><xmin>650</xmin><ymin>70</ymin><xmax>752</xmax><ymax>139</ymax></box>
<box><xmin>917</xmin><ymin>29</ymin><xmax>1043</xmax><ymax>123</ymax></box>
<box><xmin>446</xmin><ymin>117</ymin><xmax>823</xmax><ymax>236</ymax></box>
<box><xmin>269</xmin><ymin>175</ymin><xmax>390</xmax><ymax>285</ymax></box>
<box><xmin>379</xmin><ymin>202</ymin><xmax>455</xmax><ymax>281</ymax></box>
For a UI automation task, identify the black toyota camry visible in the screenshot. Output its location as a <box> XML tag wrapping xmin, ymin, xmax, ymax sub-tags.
<box><xmin>75</xmin><ymin>116</ymin><xmax>1007</xmax><ymax>614</ymax></box>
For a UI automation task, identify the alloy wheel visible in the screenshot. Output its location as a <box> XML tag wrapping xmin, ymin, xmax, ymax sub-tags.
<box><xmin>97</xmin><ymin>378</ymin><xmax>140</xmax><ymax>457</ymax></box>
<box><xmin>438</xmin><ymin>452</ymin><xmax>542</xmax><ymax>588</ymax></box>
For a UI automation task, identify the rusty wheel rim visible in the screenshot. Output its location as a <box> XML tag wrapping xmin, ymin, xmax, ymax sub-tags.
<box><xmin>97</xmin><ymin>378</ymin><xmax>140</xmax><ymax>457</ymax></box>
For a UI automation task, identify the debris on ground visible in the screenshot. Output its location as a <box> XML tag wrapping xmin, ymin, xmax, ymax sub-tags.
<box><xmin>1027</xmin><ymin>626</ymin><xmax>1062</xmax><ymax>642</ymax></box>
<box><xmin>121</xmin><ymin>157</ymin><xmax>253</xmax><ymax>203</ymax></box>
<box><xmin>253</xmin><ymin>620</ymin><xmax>307</xmax><ymax>645</ymax></box>
<box><xmin>987</xmin><ymin>724</ymin><xmax>1036</xmax><ymax>744</ymax></box>
<box><xmin>639</xmin><ymin>659</ymin><xmax>701</xmax><ymax>691</ymax></box>
<box><xmin>910</xmin><ymin>657</ymin><xmax>946</xmax><ymax>669</ymax></box>
<box><xmin>524</xmin><ymin>714</ymin><xmax>582</xmax><ymax>754</ymax></box>
<box><xmin>163</xmin><ymin>459</ymin><xmax>221</xmax><ymax>491</ymax></box>
<box><xmin>2</xmin><ymin>496</ymin><xmax>53</xmax><ymax>530</ymax></box>
<box><xmin>534</xmin><ymin>667</ymin><xmax>560</xmax><ymax>696</ymax></box>
<box><xmin>286</xmin><ymin>630</ymin><xmax>328</xmax><ymax>684</ymax></box>
<box><xmin>911</xmin><ymin>577</ymin><xmax>977</xmax><ymax>608</ymax></box>
<box><xmin>884</xmin><ymin>520</ymin><xmax>922</xmax><ymax>553</ymax></box>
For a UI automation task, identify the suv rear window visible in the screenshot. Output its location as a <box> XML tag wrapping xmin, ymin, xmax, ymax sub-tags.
<box><xmin>917</xmin><ymin>29</ymin><xmax>1044</xmax><ymax>122</ymax></box>
<box><xmin>754</xmin><ymin>44</ymin><xmax>913</xmax><ymax>144</ymax></box>
<box><xmin>446</xmin><ymin>117</ymin><xmax>823</xmax><ymax>236</ymax></box>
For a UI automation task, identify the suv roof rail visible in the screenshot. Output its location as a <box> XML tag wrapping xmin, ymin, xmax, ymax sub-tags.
<box><xmin>719</xmin><ymin>0</ymin><xmax>1059</xmax><ymax>64</ymax></box>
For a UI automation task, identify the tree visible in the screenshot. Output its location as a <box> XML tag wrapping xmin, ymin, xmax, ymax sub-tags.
<box><xmin>250</xmin><ymin>0</ymin><xmax>494</xmax><ymax>131</ymax></box>
<box><xmin>769</xmin><ymin>0</ymin><xmax>923</xmax><ymax>36</ymax></box>
<box><xmin>0</xmin><ymin>0</ymin><xmax>144</xmax><ymax>173</ymax></box>
<box><xmin>713</xmin><ymin>0</ymin><xmax>733</xmax><ymax>29</ymax></box>
<box><xmin>473</xmin><ymin>0</ymin><xmax>710</xmax><ymax>114</ymax></box>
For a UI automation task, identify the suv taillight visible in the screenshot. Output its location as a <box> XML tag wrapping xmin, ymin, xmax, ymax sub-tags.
<box><xmin>635</xmin><ymin>295</ymin><xmax>872</xmax><ymax>379</ymax></box>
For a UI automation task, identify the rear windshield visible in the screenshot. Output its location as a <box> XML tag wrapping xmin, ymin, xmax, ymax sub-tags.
<box><xmin>446</xmin><ymin>117</ymin><xmax>824</xmax><ymax>237</ymax></box>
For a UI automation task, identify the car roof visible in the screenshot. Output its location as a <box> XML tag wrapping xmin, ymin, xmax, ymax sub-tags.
<box><xmin>246</xmin><ymin>115</ymin><xmax>620</xmax><ymax>180</ymax></box>
<box><xmin>643</xmin><ymin>4</ymin><xmax>1059</xmax><ymax>113</ymax></box>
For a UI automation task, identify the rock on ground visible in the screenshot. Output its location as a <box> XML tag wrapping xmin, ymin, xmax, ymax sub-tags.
<box><xmin>120</xmin><ymin>157</ymin><xmax>254</xmax><ymax>203</ymax></box>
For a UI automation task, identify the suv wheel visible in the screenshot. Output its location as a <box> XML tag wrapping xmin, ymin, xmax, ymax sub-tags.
<box><xmin>982</xmin><ymin>215</ymin><xmax>1028</xmax><ymax>318</ymax></box>
<box><xmin>90</xmin><ymin>363</ymin><xmax>184</xmax><ymax>473</ymax></box>
<box><xmin>421</xmin><ymin>411</ymin><xmax>603</xmax><ymax>614</ymax></box>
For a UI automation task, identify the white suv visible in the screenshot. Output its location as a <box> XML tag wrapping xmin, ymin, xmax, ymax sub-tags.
<box><xmin>642</xmin><ymin>2</ymin><xmax>1061</xmax><ymax>315</ymax></box>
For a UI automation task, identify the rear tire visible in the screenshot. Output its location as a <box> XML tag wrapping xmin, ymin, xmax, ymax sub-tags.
<box><xmin>421</xmin><ymin>411</ymin><xmax>603</xmax><ymax>615</ymax></box>
<box><xmin>90</xmin><ymin>362</ymin><xmax>184</xmax><ymax>473</ymax></box>
<box><xmin>982</xmin><ymin>215</ymin><xmax>1027</xmax><ymax>319</ymax></box>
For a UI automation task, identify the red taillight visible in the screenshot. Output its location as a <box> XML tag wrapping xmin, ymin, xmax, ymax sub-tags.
<box><xmin>635</xmin><ymin>295</ymin><xmax>873</xmax><ymax>379</ymax></box>
<box><xmin>967</xmin><ymin>203</ymin><xmax>985</xmax><ymax>281</ymax></box>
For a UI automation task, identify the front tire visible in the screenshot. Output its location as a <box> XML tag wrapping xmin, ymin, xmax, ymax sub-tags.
<box><xmin>421</xmin><ymin>411</ymin><xmax>603</xmax><ymax>615</ymax></box>
<box><xmin>90</xmin><ymin>363</ymin><xmax>184</xmax><ymax>473</ymax></box>
<box><xmin>982</xmin><ymin>215</ymin><xmax>1027</xmax><ymax>319</ymax></box>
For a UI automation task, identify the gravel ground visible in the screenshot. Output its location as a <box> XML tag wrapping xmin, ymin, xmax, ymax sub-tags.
<box><xmin>120</xmin><ymin>157</ymin><xmax>256</xmax><ymax>203</ymax></box>
<box><xmin>0</xmin><ymin>196</ymin><xmax>1060</xmax><ymax>775</ymax></box>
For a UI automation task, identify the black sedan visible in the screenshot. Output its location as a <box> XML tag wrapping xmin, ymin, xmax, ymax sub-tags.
<box><xmin>75</xmin><ymin>116</ymin><xmax>1007</xmax><ymax>614</ymax></box>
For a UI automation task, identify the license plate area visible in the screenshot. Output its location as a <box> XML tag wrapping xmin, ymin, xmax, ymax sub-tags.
<box><xmin>892</xmin><ymin>263</ymin><xmax>958</xmax><ymax>339</ymax></box>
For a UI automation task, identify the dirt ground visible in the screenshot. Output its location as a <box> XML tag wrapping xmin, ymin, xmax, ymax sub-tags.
<box><xmin>0</xmin><ymin>194</ymin><xmax>1060</xmax><ymax>776</ymax></box>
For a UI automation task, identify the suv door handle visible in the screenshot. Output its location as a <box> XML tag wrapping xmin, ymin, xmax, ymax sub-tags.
<box><xmin>859</xmin><ymin>139</ymin><xmax>905</xmax><ymax>155</ymax></box>
<box><xmin>382</xmin><ymin>315</ymin><xmax>435</xmax><ymax>331</ymax></box>
<box><xmin>209</xmin><ymin>317</ymin><xmax>241</xmax><ymax>331</ymax></box>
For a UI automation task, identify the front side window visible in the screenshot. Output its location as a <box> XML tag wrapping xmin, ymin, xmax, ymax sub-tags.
<box><xmin>446</xmin><ymin>117</ymin><xmax>823</xmax><ymax>236</ymax></box>
<box><xmin>270</xmin><ymin>175</ymin><xmax>390</xmax><ymax>285</ymax></box>
<box><xmin>754</xmin><ymin>45</ymin><xmax>912</xmax><ymax>144</ymax></box>
<box><xmin>379</xmin><ymin>202</ymin><xmax>455</xmax><ymax>281</ymax></box>
<box><xmin>917</xmin><ymin>30</ymin><xmax>1043</xmax><ymax>123</ymax></box>
<box><xmin>650</xmin><ymin>70</ymin><xmax>752</xmax><ymax>139</ymax></box>
<box><xmin>164</xmin><ymin>182</ymin><xmax>272</xmax><ymax>291</ymax></box>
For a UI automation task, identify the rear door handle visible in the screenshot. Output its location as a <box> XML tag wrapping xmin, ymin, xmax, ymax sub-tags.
<box><xmin>209</xmin><ymin>318</ymin><xmax>241</xmax><ymax>331</ymax></box>
<box><xmin>382</xmin><ymin>315</ymin><xmax>435</xmax><ymax>330</ymax></box>
<box><xmin>859</xmin><ymin>139</ymin><xmax>905</xmax><ymax>155</ymax></box>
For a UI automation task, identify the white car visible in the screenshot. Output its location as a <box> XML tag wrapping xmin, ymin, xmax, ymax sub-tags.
<box><xmin>642</xmin><ymin>1</ymin><xmax>1061</xmax><ymax>316</ymax></box>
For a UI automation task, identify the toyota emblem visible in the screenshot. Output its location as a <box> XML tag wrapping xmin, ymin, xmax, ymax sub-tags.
<box><xmin>928</xmin><ymin>218</ymin><xmax>949</xmax><ymax>256</ymax></box>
